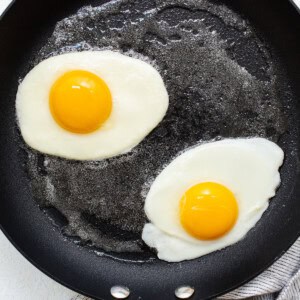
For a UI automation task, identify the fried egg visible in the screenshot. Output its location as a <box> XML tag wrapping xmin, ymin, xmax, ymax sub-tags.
<box><xmin>16</xmin><ymin>51</ymin><xmax>169</xmax><ymax>160</ymax></box>
<box><xmin>142</xmin><ymin>138</ymin><xmax>284</xmax><ymax>262</ymax></box>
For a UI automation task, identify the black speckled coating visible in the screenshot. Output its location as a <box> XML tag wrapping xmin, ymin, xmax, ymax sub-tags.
<box><xmin>1</xmin><ymin>0</ymin><xmax>300</xmax><ymax>299</ymax></box>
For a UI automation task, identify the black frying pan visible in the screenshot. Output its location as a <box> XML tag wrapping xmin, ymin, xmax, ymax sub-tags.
<box><xmin>1</xmin><ymin>0</ymin><xmax>300</xmax><ymax>299</ymax></box>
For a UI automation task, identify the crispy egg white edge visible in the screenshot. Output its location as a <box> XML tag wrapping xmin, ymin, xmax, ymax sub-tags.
<box><xmin>16</xmin><ymin>50</ymin><xmax>169</xmax><ymax>160</ymax></box>
<box><xmin>142</xmin><ymin>138</ymin><xmax>284</xmax><ymax>262</ymax></box>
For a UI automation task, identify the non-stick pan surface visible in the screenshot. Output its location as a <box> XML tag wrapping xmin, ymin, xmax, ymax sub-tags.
<box><xmin>1</xmin><ymin>0</ymin><xmax>300</xmax><ymax>299</ymax></box>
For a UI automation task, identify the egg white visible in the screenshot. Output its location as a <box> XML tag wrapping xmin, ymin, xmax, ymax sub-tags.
<box><xmin>142</xmin><ymin>138</ymin><xmax>284</xmax><ymax>262</ymax></box>
<box><xmin>16</xmin><ymin>51</ymin><xmax>169</xmax><ymax>160</ymax></box>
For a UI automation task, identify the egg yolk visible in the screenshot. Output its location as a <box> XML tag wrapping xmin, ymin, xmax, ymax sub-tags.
<box><xmin>49</xmin><ymin>70</ymin><xmax>112</xmax><ymax>134</ymax></box>
<box><xmin>180</xmin><ymin>182</ymin><xmax>238</xmax><ymax>240</ymax></box>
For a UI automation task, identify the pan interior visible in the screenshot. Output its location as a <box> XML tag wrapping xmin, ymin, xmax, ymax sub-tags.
<box><xmin>17</xmin><ymin>0</ymin><xmax>299</xmax><ymax>262</ymax></box>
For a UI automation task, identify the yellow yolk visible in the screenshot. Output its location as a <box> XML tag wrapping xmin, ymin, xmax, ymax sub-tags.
<box><xmin>49</xmin><ymin>70</ymin><xmax>112</xmax><ymax>134</ymax></box>
<box><xmin>180</xmin><ymin>182</ymin><xmax>238</xmax><ymax>240</ymax></box>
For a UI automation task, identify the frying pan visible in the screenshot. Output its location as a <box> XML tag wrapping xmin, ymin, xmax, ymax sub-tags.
<box><xmin>0</xmin><ymin>0</ymin><xmax>300</xmax><ymax>299</ymax></box>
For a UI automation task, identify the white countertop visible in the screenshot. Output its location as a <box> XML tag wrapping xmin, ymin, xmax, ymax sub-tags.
<box><xmin>0</xmin><ymin>231</ymin><xmax>83</xmax><ymax>300</ymax></box>
<box><xmin>293</xmin><ymin>0</ymin><xmax>300</xmax><ymax>8</ymax></box>
<box><xmin>0</xmin><ymin>0</ymin><xmax>12</xmax><ymax>15</ymax></box>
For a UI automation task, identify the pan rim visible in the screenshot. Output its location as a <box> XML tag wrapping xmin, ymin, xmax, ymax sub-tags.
<box><xmin>1</xmin><ymin>0</ymin><xmax>300</xmax><ymax>299</ymax></box>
